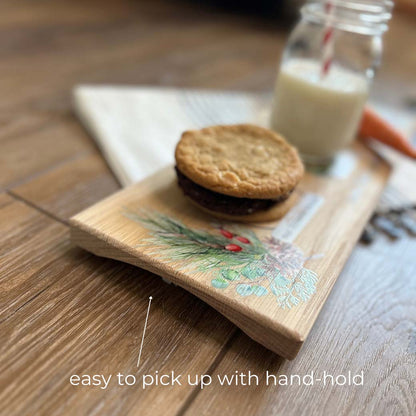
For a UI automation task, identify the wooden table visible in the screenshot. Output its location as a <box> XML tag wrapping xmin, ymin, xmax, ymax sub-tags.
<box><xmin>1</xmin><ymin>1</ymin><xmax>415</xmax><ymax>415</ymax></box>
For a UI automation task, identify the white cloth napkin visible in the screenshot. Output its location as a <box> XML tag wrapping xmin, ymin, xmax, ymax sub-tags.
<box><xmin>73</xmin><ymin>86</ymin><xmax>270</xmax><ymax>186</ymax></box>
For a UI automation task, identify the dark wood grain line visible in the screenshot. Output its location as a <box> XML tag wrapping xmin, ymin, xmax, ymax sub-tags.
<box><xmin>175</xmin><ymin>328</ymin><xmax>240</xmax><ymax>416</ymax></box>
<box><xmin>0</xmin><ymin>194</ymin><xmax>82</xmax><ymax>320</ymax></box>
<box><xmin>7</xmin><ymin>190</ymin><xmax>68</xmax><ymax>225</ymax></box>
<box><xmin>10</xmin><ymin>153</ymin><xmax>120</xmax><ymax>222</ymax></box>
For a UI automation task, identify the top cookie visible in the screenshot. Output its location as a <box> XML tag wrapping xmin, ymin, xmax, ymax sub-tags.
<box><xmin>175</xmin><ymin>124</ymin><xmax>304</xmax><ymax>199</ymax></box>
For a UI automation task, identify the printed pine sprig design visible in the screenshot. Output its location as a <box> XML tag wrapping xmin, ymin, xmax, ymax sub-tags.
<box><xmin>124</xmin><ymin>210</ymin><xmax>318</xmax><ymax>309</ymax></box>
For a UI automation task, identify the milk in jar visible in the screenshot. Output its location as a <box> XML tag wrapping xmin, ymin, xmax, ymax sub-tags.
<box><xmin>270</xmin><ymin>58</ymin><xmax>369</xmax><ymax>163</ymax></box>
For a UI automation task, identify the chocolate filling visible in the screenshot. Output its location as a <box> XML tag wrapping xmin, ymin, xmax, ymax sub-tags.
<box><xmin>175</xmin><ymin>167</ymin><xmax>291</xmax><ymax>216</ymax></box>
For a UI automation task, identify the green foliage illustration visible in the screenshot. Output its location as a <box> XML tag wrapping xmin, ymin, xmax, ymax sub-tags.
<box><xmin>124</xmin><ymin>210</ymin><xmax>318</xmax><ymax>309</ymax></box>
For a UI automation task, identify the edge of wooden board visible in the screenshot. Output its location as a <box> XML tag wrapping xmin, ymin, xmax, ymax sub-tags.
<box><xmin>70</xmin><ymin>223</ymin><xmax>304</xmax><ymax>359</ymax></box>
<box><xmin>69</xmin><ymin>151</ymin><xmax>391</xmax><ymax>360</ymax></box>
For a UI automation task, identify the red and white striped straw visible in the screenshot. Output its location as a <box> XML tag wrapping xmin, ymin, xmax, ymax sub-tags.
<box><xmin>321</xmin><ymin>0</ymin><xmax>335</xmax><ymax>78</ymax></box>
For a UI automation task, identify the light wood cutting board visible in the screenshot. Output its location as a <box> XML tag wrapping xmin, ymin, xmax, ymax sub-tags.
<box><xmin>70</xmin><ymin>140</ymin><xmax>390</xmax><ymax>359</ymax></box>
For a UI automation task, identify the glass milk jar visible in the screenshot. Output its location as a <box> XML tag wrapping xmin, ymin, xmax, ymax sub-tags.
<box><xmin>270</xmin><ymin>0</ymin><xmax>393</xmax><ymax>165</ymax></box>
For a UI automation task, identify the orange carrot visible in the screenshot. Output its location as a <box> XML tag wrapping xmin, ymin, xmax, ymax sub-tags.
<box><xmin>359</xmin><ymin>106</ymin><xmax>416</xmax><ymax>159</ymax></box>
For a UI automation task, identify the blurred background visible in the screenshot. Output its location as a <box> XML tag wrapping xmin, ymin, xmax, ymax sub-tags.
<box><xmin>2</xmin><ymin>0</ymin><xmax>415</xmax><ymax>119</ymax></box>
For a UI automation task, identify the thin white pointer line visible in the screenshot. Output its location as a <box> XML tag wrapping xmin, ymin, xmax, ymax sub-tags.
<box><xmin>137</xmin><ymin>296</ymin><xmax>152</xmax><ymax>369</ymax></box>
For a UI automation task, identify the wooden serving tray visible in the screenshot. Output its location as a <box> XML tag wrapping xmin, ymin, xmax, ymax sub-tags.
<box><xmin>70</xmin><ymin>142</ymin><xmax>389</xmax><ymax>359</ymax></box>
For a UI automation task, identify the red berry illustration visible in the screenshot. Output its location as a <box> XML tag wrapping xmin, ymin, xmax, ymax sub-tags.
<box><xmin>225</xmin><ymin>244</ymin><xmax>242</xmax><ymax>252</ymax></box>
<box><xmin>220</xmin><ymin>229</ymin><xmax>233</xmax><ymax>239</ymax></box>
<box><xmin>235</xmin><ymin>236</ymin><xmax>250</xmax><ymax>244</ymax></box>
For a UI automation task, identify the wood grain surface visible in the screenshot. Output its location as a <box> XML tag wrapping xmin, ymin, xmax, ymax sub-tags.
<box><xmin>11</xmin><ymin>153</ymin><xmax>120</xmax><ymax>222</ymax></box>
<box><xmin>69</xmin><ymin>140</ymin><xmax>390</xmax><ymax>360</ymax></box>
<box><xmin>185</xmin><ymin>245</ymin><xmax>416</xmax><ymax>415</ymax></box>
<box><xmin>1</xmin><ymin>1</ymin><xmax>415</xmax><ymax>415</ymax></box>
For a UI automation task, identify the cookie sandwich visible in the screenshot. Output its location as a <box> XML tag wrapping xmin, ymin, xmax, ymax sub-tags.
<box><xmin>174</xmin><ymin>124</ymin><xmax>304</xmax><ymax>222</ymax></box>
